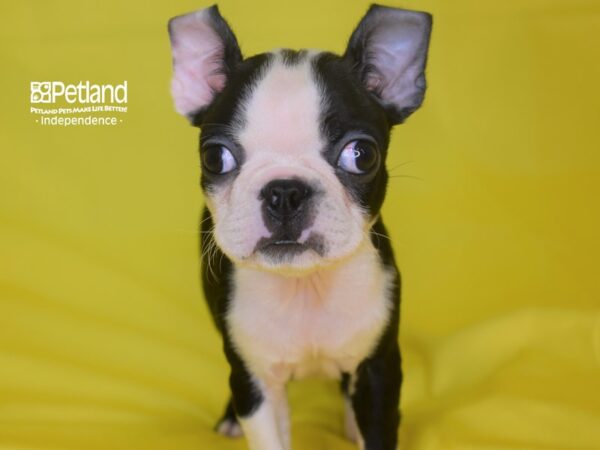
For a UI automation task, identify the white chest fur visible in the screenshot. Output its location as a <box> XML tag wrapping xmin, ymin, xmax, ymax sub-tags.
<box><xmin>226</xmin><ymin>241</ymin><xmax>395</xmax><ymax>384</ymax></box>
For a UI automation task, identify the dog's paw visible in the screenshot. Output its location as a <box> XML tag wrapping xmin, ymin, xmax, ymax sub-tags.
<box><xmin>344</xmin><ymin>398</ymin><xmax>359</xmax><ymax>443</ymax></box>
<box><xmin>215</xmin><ymin>418</ymin><xmax>244</xmax><ymax>438</ymax></box>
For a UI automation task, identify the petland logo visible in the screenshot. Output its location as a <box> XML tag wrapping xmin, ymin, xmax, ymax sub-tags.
<box><xmin>30</xmin><ymin>81</ymin><xmax>127</xmax><ymax>104</ymax></box>
<box><xmin>30</xmin><ymin>81</ymin><xmax>128</xmax><ymax>127</ymax></box>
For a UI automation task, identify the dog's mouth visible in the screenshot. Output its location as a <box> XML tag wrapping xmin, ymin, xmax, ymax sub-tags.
<box><xmin>254</xmin><ymin>233</ymin><xmax>326</xmax><ymax>262</ymax></box>
<box><xmin>260</xmin><ymin>240</ymin><xmax>307</xmax><ymax>259</ymax></box>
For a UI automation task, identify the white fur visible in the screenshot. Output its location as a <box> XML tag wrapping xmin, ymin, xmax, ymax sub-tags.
<box><xmin>207</xmin><ymin>51</ymin><xmax>367</xmax><ymax>273</ymax></box>
<box><xmin>216</xmin><ymin>418</ymin><xmax>244</xmax><ymax>438</ymax></box>
<box><xmin>343</xmin><ymin>373</ymin><xmax>360</xmax><ymax>445</ymax></box>
<box><xmin>344</xmin><ymin>397</ymin><xmax>361</xmax><ymax>445</ymax></box>
<box><xmin>239</xmin><ymin>398</ymin><xmax>285</xmax><ymax>450</ymax></box>
<box><xmin>227</xmin><ymin>240</ymin><xmax>395</xmax><ymax>449</ymax></box>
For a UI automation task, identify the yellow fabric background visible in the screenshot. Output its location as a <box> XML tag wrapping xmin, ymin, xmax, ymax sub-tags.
<box><xmin>1</xmin><ymin>1</ymin><xmax>599</xmax><ymax>449</ymax></box>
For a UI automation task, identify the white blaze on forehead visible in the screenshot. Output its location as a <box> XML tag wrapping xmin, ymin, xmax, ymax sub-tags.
<box><xmin>238</xmin><ymin>52</ymin><xmax>324</xmax><ymax>158</ymax></box>
<box><xmin>208</xmin><ymin>51</ymin><xmax>367</xmax><ymax>268</ymax></box>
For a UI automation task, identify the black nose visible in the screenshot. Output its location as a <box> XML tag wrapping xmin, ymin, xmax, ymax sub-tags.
<box><xmin>261</xmin><ymin>179</ymin><xmax>312</xmax><ymax>221</ymax></box>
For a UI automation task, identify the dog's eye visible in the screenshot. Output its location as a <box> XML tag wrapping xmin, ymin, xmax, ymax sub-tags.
<box><xmin>202</xmin><ymin>145</ymin><xmax>237</xmax><ymax>174</ymax></box>
<box><xmin>337</xmin><ymin>140</ymin><xmax>378</xmax><ymax>174</ymax></box>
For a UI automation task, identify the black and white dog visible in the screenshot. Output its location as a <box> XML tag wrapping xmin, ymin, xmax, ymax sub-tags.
<box><xmin>168</xmin><ymin>4</ymin><xmax>431</xmax><ymax>449</ymax></box>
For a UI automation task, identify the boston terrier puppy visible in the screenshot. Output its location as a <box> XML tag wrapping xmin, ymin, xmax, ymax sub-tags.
<box><xmin>168</xmin><ymin>4</ymin><xmax>432</xmax><ymax>449</ymax></box>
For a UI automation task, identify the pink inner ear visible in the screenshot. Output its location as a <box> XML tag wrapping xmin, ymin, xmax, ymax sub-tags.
<box><xmin>170</xmin><ymin>10</ymin><xmax>227</xmax><ymax>117</ymax></box>
<box><xmin>364</xmin><ymin>72</ymin><xmax>382</xmax><ymax>93</ymax></box>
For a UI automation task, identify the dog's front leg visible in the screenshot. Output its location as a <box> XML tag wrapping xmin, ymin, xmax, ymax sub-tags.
<box><xmin>227</xmin><ymin>352</ymin><xmax>289</xmax><ymax>450</ymax></box>
<box><xmin>238</xmin><ymin>396</ymin><xmax>286</xmax><ymax>450</ymax></box>
<box><xmin>350</xmin><ymin>340</ymin><xmax>402</xmax><ymax>450</ymax></box>
<box><xmin>271</xmin><ymin>384</ymin><xmax>290</xmax><ymax>450</ymax></box>
<box><xmin>236</xmin><ymin>378</ymin><xmax>289</xmax><ymax>450</ymax></box>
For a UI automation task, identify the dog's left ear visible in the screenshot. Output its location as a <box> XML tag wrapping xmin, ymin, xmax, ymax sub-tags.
<box><xmin>344</xmin><ymin>5</ymin><xmax>432</xmax><ymax>124</ymax></box>
<box><xmin>168</xmin><ymin>5</ymin><xmax>242</xmax><ymax>122</ymax></box>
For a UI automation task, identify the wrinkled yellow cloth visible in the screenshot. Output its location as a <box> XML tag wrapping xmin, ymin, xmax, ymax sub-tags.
<box><xmin>1</xmin><ymin>1</ymin><xmax>599</xmax><ymax>449</ymax></box>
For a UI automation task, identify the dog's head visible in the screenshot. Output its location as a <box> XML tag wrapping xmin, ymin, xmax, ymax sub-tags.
<box><xmin>168</xmin><ymin>4</ymin><xmax>432</xmax><ymax>274</ymax></box>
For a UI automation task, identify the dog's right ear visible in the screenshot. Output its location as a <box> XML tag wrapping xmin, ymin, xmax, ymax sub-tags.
<box><xmin>168</xmin><ymin>5</ymin><xmax>242</xmax><ymax>122</ymax></box>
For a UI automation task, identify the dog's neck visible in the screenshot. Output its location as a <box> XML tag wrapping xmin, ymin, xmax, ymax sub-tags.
<box><xmin>227</xmin><ymin>235</ymin><xmax>394</xmax><ymax>381</ymax></box>
<box><xmin>232</xmin><ymin>238</ymin><xmax>384</xmax><ymax>305</ymax></box>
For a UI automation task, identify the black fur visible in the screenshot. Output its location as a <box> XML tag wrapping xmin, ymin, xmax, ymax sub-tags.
<box><xmin>198</xmin><ymin>53</ymin><xmax>273</xmax><ymax>193</ymax></box>
<box><xmin>280</xmin><ymin>48</ymin><xmax>309</xmax><ymax>66</ymax></box>
<box><xmin>351</xmin><ymin>218</ymin><xmax>402</xmax><ymax>449</ymax></box>
<box><xmin>313</xmin><ymin>52</ymin><xmax>391</xmax><ymax>217</ymax></box>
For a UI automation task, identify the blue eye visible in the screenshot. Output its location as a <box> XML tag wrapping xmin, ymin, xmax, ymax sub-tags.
<box><xmin>202</xmin><ymin>145</ymin><xmax>237</xmax><ymax>174</ymax></box>
<box><xmin>337</xmin><ymin>140</ymin><xmax>379</xmax><ymax>174</ymax></box>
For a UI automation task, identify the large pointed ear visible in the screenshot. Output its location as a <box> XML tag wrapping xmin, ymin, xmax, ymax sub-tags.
<box><xmin>344</xmin><ymin>5</ymin><xmax>432</xmax><ymax>124</ymax></box>
<box><xmin>168</xmin><ymin>5</ymin><xmax>242</xmax><ymax>122</ymax></box>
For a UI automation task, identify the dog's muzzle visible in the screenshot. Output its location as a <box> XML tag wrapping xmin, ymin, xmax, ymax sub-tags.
<box><xmin>256</xmin><ymin>178</ymin><xmax>322</xmax><ymax>260</ymax></box>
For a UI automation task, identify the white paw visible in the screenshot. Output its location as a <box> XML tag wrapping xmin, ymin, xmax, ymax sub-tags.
<box><xmin>344</xmin><ymin>398</ymin><xmax>359</xmax><ymax>443</ymax></box>
<box><xmin>216</xmin><ymin>418</ymin><xmax>244</xmax><ymax>438</ymax></box>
